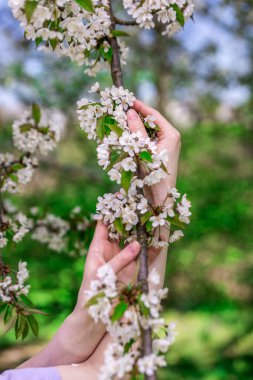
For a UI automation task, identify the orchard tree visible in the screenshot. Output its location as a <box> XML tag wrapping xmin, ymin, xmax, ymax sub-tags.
<box><xmin>1</xmin><ymin>1</ymin><xmax>194</xmax><ymax>379</ymax></box>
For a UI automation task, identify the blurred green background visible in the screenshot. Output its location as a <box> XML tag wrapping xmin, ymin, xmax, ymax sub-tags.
<box><xmin>0</xmin><ymin>0</ymin><xmax>253</xmax><ymax>379</ymax></box>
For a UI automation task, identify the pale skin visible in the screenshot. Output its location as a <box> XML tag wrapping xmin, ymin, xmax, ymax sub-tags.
<box><xmin>18</xmin><ymin>101</ymin><xmax>181</xmax><ymax>379</ymax></box>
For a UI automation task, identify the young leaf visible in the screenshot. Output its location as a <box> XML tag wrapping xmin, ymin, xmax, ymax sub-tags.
<box><xmin>114</xmin><ymin>218</ymin><xmax>125</xmax><ymax>235</ymax></box>
<box><xmin>168</xmin><ymin>215</ymin><xmax>186</xmax><ymax>229</ymax></box>
<box><xmin>75</xmin><ymin>0</ymin><xmax>94</xmax><ymax>13</ymax></box>
<box><xmin>20</xmin><ymin>124</ymin><xmax>32</xmax><ymax>133</ymax></box>
<box><xmin>121</xmin><ymin>170</ymin><xmax>133</xmax><ymax>192</ymax></box>
<box><xmin>22</xmin><ymin>320</ymin><xmax>29</xmax><ymax>340</ymax></box>
<box><xmin>111</xmin><ymin>301</ymin><xmax>128</xmax><ymax>323</ymax></box>
<box><xmin>24</xmin><ymin>0</ymin><xmax>37</xmax><ymax>23</ymax></box>
<box><xmin>49</xmin><ymin>38</ymin><xmax>58</xmax><ymax>50</ymax></box>
<box><xmin>0</xmin><ymin>303</ymin><xmax>8</xmax><ymax>314</ymax></box>
<box><xmin>124</xmin><ymin>338</ymin><xmax>135</xmax><ymax>353</ymax></box>
<box><xmin>105</xmin><ymin>122</ymin><xmax>123</xmax><ymax>137</ymax></box>
<box><xmin>23</xmin><ymin>308</ymin><xmax>48</xmax><ymax>316</ymax></box>
<box><xmin>171</xmin><ymin>4</ymin><xmax>185</xmax><ymax>27</ymax></box>
<box><xmin>96</xmin><ymin>115</ymin><xmax>106</xmax><ymax>140</ymax></box>
<box><xmin>140</xmin><ymin>211</ymin><xmax>153</xmax><ymax>226</ymax></box>
<box><xmin>145</xmin><ymin>220</ymin><xmax>153</xmax><ymax>233</ymax></box>
<box><xmin>139</xmin><ymin>150</ymin><xmax>153</xmax><ymax>163</ymax></box>
<box><xmin>111</xmin><ymin>30</ymin><xmax>130</xmax><ymax>37</ymax></box>
<box><xmin>99</xmin><ymin>46</ymin><xmax>113</xmax><ymax>63</ymax></box>
<box><xmin>27</xmin><ymin>315</ymin><xmax>39</xmax><ymax>337</ymax></box>
<box><xmin>35</xmin><ymin>36</ymin><xmax>43</xmax><ymax>48</ymax></box>
<box><xmin>107</xmin><ymin>150</ymin><xmax>126</xmax><ymax>171</ymax></box>
<box><xmin>137</xmin><ymin>297</ymin><xmax>149</xmax><ymax>317</ymax></box>
<box><xmin>15</xmin><ymin>314</ymin><xmax>26</xmax><ymax>340</ymax></box>
<box><xmin>11</xmin><ymin>163</ymin><xmax>24</xmax><ymax>172</ymax></box>
<box><xmin>32</xmin><ymin>103</ymin><xmax>41</xmax><ymax>124</ymax></box>
<box><xmin>19</xmin><ymin>294</ymin><xmax>34</xmax><ymax>307</ymax></box>
<box><xmin>4</xmin><ymin>305</ymin><xmax>13</xmax><ymax>324</ymax></box>
<box><xmin>85</xmin><ymin>292</ymin><xmax>105</xmax><ymax>307</ymax></box>
<box><xmin>9</xmin><ymin>174</ymin><xmax>18</xmax><ymax>183</ymax></box>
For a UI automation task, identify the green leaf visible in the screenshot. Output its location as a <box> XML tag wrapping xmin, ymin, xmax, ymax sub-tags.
<box><xmin>171</xmin><ymin>4</ymin><xmax>185</xmax><ymax>27</ymax></box>
<box><xmin>111</xmin><ymin>301</ymin><xmax>128</xmax><ymax>323</ymax></box>
<box><xmin>0</xmin><ymin>303</ymin><xmax>8</xmax><ymax>314</ymax></box>
<box><xmin>15</xmin><ymin>314</ymin><xmax>26</xmax><ymax>340</ymax></box>
<box><xmin>4</xmin><ymin>305</ymin><xmax>13</xmax><ymax>324</ymax></box>
<box><xmin>124</xmin><ymin>338</ymin><xmax>135</xmax><ymax>353</ymax></box>
<box><xmin>35</xmin><ymin>36</ymin><xmax>43</xmax><ymax>48</ymax></box>
<box><xmin>105</xmin><ymin>122</ymin><xmax>123</xmax><ymax>137</ymax></box>
<box><xmin>11</xmin><ymin>163</ymin><xmax>24</xmax><ymax>172</ymax></box>
<box><xmin>96</xmin><ymin>115</ymin><xmax>106</xmax><ymax>140</ymax></box>
<box><xmin>99</xmin><ymin>46</ymin><xmax>113</xmax><ymax>63</ymax></box>
<box><xmin>75</xmin><ymin>0</ymin><xmax>94</xmax><ymax>13</ymax></box>
<box><xmin>140</xmin><ymin>211</ymin><xmax>153</xmax><ymax>226</ymax></box>
<box><xmin>145</xmin><ymin>220</ymin><xmax>153</xmax><ymax>233</ymax></box>
<box><xmin>5</xmin><ymin>229</ymin><xmax>14</xmax><ymax>239</ymax></box>
<box><xmin>137</xmin><ymin>297</ymin><xmax>149</xmax><ymax>317</ymax></box>
<box><xmin>121</xmin><ymin>170</ymin><xmax>133</xmax><ymax>192</ymax></box>
<box><xmin>161</xmin><ymin>162</ymin><xmax>169</xmax><ymax>174</ymax></box>
<box><xmin>168</xmin><ymin>215</ymin><xmax>186</xmax><ymax>229</ymax></box>
<box><xmin>114</xmin><ymin>218</ymin><xmax>125</xmax><ymax>235</ymax></box>
<box><xmin>27</xmin><ymin>315</ymin><xmax>39</xmax><ymax>337</ymax></box>
<box><xmin>20</xmin><ymin>124</ymin><xmax>32</xmax><ymax>133</ymax></box>
<box><xmin>107</xmin><ymin>150</ymin><xmax>127</xmax><ymax>171</ymax></box>
<box><xmin>23</xmin><ymin>308</ymin><xmax>48</xmax><ymax>316</ymax></box>
<box><xmin>32</xmin><ymin>103</ymin><xmax>41</xmax><ymax>124</ymax></box>
<box><xmin>22</xmin><ymin>320</ymin><xmax>29</xmax><ymax>340</ymax></box>
<box><xmin>9</xmin><ymin>174</ymin><xmax>18</xmax><ymax>183</ymax></box>
<box><xmin>85</xmin><ymin>292</ymin><xmax>105</xmax><ymax>307</ymax></box>
<box><xmin>38</xmin><ymin>127</ymin><xmax>50</xmax><ymax>134</ymax></box>
<box><xmin>19</xmin><ymin>294</ymin><xmax>34</xmax><ymax>307</ymax></box>
<box><xmin>24</xmin><ymin>0</ymin><xmax>38</xmax><ymax>23</ymax></box>
<box><xmin>111</xmin><ymin>30</ymin><xmax>130</xmax><ymax>37</ymax></box>
<box><xmin>49</xmin><ymin>38</ymin><xmax>58</xmax><ymax>50</ymax></box>
<box><xmin>139</xmin><ymin>150</ymin><xmax>153</xmax><ymax>163</ymax></box>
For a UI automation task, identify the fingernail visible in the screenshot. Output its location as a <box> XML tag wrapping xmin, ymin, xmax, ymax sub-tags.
<box><xmin>128</xmin><ymin>241</ymin><xmax>140</xmax><ymax>253</ymax></box>
<box><xmin>127</xmin><ymin>109</ymin><xmax>138</xmax><ymax>120</ymax></box>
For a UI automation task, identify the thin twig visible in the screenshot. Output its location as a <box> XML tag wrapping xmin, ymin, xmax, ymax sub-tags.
<box><xmin>113</xmin><ymin>16</ymin><xmax>137</xmax><ymax>26</ymax></box>
<box><xmin>108</xmin><ymin>2</ymin><xmax>156</xmax><ymax>379</ymax></box>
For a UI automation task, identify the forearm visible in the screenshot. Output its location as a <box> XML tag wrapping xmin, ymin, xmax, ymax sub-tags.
<box><xmin>19</xmin><ymin>312</ymin><xmax>105</xmax><ymax>368</ymax></box>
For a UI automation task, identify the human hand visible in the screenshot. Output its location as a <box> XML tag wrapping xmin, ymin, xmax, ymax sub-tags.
<box><xmin>127</xmin><ymin>100</ymin><xmax>181</xmax><ymax>206</ymax></box>
<box><xmin>56</xmin><ymin>334</ymin><xmax>113</xmax><ymax>380</ymax></box>
<box><xmin>19</xmin><ymin>223</ymin><xmax>140</xmax><ymax>368</ymax></box>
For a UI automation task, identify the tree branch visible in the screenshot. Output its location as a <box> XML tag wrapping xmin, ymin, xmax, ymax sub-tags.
<box><xmin>108</xmin><ymin>2</ymin><xmax>156</xmax><ymax>379</ymax></box>
<box><xmin>113</xmin><ymin>16</ymin><xmax>137</xmax><ymax>26</ymax></box>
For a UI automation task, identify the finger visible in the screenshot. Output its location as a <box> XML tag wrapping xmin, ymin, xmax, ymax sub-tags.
<box><xmin>93</xmin><ymin>222</ymin><xmax>109</xmax><ymax>242</ymax></box>
<box><xmin>109</xmin><ymin>241</ymin><xmax>140</xmax><ymax>274</ymax></box>
<box><xmin>133</xmin><ymin>99</ymin><xmax>180</xmax><ymax>142</ymax></box>
<box><xmin>127</xmin><ymin>108</ymin><xmax>148</xmax><ymax>138</ymax></box>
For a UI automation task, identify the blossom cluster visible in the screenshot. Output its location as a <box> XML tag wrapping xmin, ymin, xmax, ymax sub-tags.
<box><xmin>77</xmin><ymin>83</ymin><xmax>136</xmax><ymax>140</ymax></box>
<box><xmin>8</xmin><ymin>0</ymin><xmax>128</xmax><ymax>75</ymax></box>
<box><xmin>0</xmin><ymin>200</ymin><xmax>92</xmax><ymax>256</ymax></box>
<box><xmin>12</xmin><ymin>107</ymin><xmax>65</xmax><ymax>155</ymax></box>
<box><xmin>0</xmin><ymin>105</ymin><xmax>65</xmax><ymax>195</ymax></box>
<box><xmin>123</xmin><ymin>0</ymin><xmax>194</xmax><ymax>35</ymax></box>
<box><xmin>30</xmin><ymin>206</ymin><xmax>93</xmax><ymax>256</ymax></box>
<box><xmin>86</xmin><ymin>264</ymin><xmax>176</xmax><ymax>379</ymax></box>
<box><xmin>0</xmin><ymin>261</ymin><xmax>30</xmax><ymax>303</ymax></box>
<box><xmin>78</xmin><ymin>84</ymin><xmax>191</xmax><ymax>248</ymax></box>
<box><xmin>95</xmin><ymin>186</ymin><xmax>190</xmax><ymax>248</ymax></box>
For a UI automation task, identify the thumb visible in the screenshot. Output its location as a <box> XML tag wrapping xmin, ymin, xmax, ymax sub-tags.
<box><xmin>127</xmin><ymin>109</ymin><xmax>148</xmax><ymax>138</ymax></box>
<box><xmin>109</xmin><ymin>241</ymin><xmax>140</xmax><ymax>274</ymax></box>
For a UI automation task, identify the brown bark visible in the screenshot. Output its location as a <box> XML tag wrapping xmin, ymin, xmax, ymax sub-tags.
<box><xmin>108</xmin><ymin>2</ymin><xmax>156</xmax><ymax>379</ymax></box>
